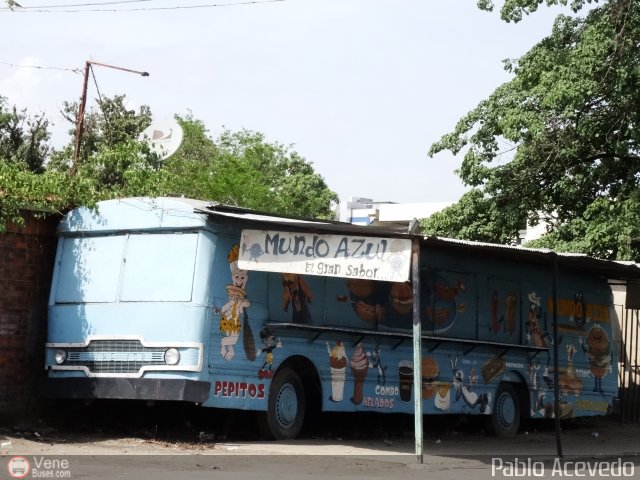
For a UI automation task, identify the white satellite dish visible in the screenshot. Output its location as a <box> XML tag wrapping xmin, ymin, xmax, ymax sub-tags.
<box><xmin>139</xmin><ymin>119</ymin><xmax>183</xmax><ymax>161</ymax></box>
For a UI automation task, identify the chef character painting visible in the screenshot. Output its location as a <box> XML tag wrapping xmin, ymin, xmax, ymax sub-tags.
<box><xmin>215</xmin><ymin>245</ymin><xmax>253</xmax><ymax>362</ymax></box>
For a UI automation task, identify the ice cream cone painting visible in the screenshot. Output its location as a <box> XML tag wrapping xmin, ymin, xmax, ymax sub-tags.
<box><xmin>327</xmin><ymin>340</ymin><xmax>347</xmax><ymax>401</ymax></box>
<box><xmin>434</xmin><ymin>382</ymin><xmax>451</xmax><ymax>410</ymax></box>
<box><xmin>350</xmin><ymin>343</ymin><xmax>370</xmax><ymax>405</ymax></box>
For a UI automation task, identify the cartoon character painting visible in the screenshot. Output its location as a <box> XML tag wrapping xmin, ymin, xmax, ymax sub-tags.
<box><xmin>282</xmin><ymin>273</ymin><xmax>313</xmax><ymax>324</ymax></box>
<box><xmin>257</xmin><ymin>327</ymin><xmax>282</xmax><ymax>379</ymax></box>
<box><xmin>580</xmin><ymin>324</ymin><xmax>612</xmax><ymax>394</ymax></box>
<box><xmin>529</xmin><ymin>361</ymin><xmax>574</xmax><ymax>418</ymax></box>
<box><xmin>216</xmin><ymin>245</ymin><xmax>254</xmax><ymax>362</ymax></box>
<box><xmin>387</xmin><ymin>239</ymin><xmax>408</xmax><ymax>280</ymax></box>
<box><xmin>573</xmin><ymin>293</ymin><xmax>586</xmax><ymax>328</ymax></box>
<box><xmin>450</xmin><ymin>355</ymin><xmax>491</xmax><ymax>413</ymax></box>
<box><xmin>559</xmin><ymin>343</ymin><xmax>583</xmax><ymax>395</ymax></box>
<box><xmin>526</xmin><ymin>292</ymin><xmax>551</xmax><ymax>348</ymax></box>
<box><xmin>369</xmin><ymin>344</ymin><xmax>387</xmax><ymax>385</ymax></box>
<box><xmin>528</xmin><ymin>361</ymin><xmax>544</xmax><ymax>416</ymax></box>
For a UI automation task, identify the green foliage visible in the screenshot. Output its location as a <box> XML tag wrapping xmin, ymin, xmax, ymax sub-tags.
<box><xmin>429</xmin><ymin>0</ymin><xmax>640</xmax><ymax>259</ymax></box>
<box><xmin>163</xmin><ymin>126</ymin><xmax>339</xmax><ymax>219</ymax></box>
<box><xmin>76</xmin><ymin>139</ymin><xmax>162</xmax><ymax>191</ymax></box>
<box><xmin>0</xmin><ymin>96</ymin><xmax>338</xmax><ymax>231</ymax></box>
<box><xmin>527</xmin><ymin>194</ymin><xmax>640</xmax><ymax>261</ymax></box>
<box><xmin>420</xmin><ymin>189</ymin><xmax>527</xmax><ymax>244</ymax></box>
<box><xmin>477</xmin><ymin>0</ymin><xmax>602</xmax><ymax>22</ymax></box>
<box><xmin>0</xmin><ymin>161</ymin><xmax>97</xmax><ymax>232</ymax></box>
<box><xmin>48</xmin><ymin>94</ymin><xmax>152</xmax><ymax>172</ymax></box>
<box><xmin>0</xmin><ymin>96</ymin><xmax>50</xmax><ymax>173</ymax></box>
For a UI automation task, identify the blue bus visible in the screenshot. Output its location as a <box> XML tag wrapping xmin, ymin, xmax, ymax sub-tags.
<box><xmin>42</xmin><ymin>197</ymin><xmax>639</xmax><ymax>439</ymax></box>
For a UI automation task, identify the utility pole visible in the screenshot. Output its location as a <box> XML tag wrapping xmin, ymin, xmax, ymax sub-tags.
<box><xmin>71</xmin><ymin>60</ymin><xmax>149</xmax><ymax>176</ymax></box>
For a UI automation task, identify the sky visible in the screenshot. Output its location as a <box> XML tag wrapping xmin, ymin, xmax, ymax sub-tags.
<box><xmin>0</xmin><ymin>0</ymin><xmax>570</xmax><ymax>209</ymax></box>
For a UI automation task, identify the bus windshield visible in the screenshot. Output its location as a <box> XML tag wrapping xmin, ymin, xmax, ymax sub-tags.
<box><xmin>55</xmin><ymin>232</ymin><xmax>199</xmax><ymax>304</ymax></box>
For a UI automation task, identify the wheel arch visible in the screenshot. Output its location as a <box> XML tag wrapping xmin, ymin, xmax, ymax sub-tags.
<box><xmin>500</xmin><ymin>370</ymin><xmax>531</xmax><ymax>420</ymax></box>
<box><xmin>277</xmin><ymin>354</ymin><xmax>323</xmax><ymax>412</ymax></box>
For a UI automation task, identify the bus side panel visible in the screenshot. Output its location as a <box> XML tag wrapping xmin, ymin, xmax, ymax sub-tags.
<box><xmin>203</xmin><ymin>233</ymin><xmax>617</xmax><ymax>420</ymax></box>
<box><xmin>204</xmin><ymin>235</ymin><xmax>272</xmax><ymax>410</ymax></box>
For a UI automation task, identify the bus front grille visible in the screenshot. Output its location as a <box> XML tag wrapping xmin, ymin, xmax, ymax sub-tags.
<box><xmin>65</xmin><ymin>340</ymin><xmax>166</xmax><ymax>374</ymax></box>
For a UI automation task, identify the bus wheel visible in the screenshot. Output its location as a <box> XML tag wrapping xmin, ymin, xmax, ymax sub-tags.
<box><xmin>259</xmin><ymin>368</ymin><xmax>306</xmax><ymax>440</ymax></box>
<box><xmin>485</xmin><ymin>383</ymin><xmax>520</xmax><ymax>437</ymax></box>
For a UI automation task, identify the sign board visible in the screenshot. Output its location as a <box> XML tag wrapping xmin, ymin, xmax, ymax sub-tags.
<box><xmin>237</xmin><ymin>229</ymin><xmax>411</xmax><ymax>282</ymax></box>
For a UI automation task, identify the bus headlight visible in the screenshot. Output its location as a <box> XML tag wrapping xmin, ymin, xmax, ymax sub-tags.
<box><xmin>54</xmin><ymin>350</ymin><xmax>67</xmax><ymax>365</ymax></box>
<box><xmin>164</xmin><ymin>348</ymin><xmax>180</xmax><ymax>365</ymax></box>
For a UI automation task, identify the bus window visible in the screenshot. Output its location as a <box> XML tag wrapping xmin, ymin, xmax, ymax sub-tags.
<box><xmin>121</xmin><ymin>233</ymin><xmax>198</xmax><ymax>302</ymax></box>
<box><xmin>55</xmin><ymin>235</ymin><xmax>126</xmax><ymax>304</ymax></box>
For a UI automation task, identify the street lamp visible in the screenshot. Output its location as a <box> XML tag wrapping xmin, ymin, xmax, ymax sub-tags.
<box><xmin>71</xmin><ymin>60</ymin><xmax>149</xmax><ymax>175</ymax></box>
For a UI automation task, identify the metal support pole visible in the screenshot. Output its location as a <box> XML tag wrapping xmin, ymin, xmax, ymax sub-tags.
<box><xmin>620</xmin><ymin>306</ymin><xmax>631</xmax><ymax>426</ymax></box>
<box><xmin>551</xmin><ymin>253</ymin><xmax>563</xmax><ymax>458</ymax></box>
<box><xmin>71</xmin><ymin>61</ymin><xmax>91</xmax><ymax>175</ymax></box>
<box><xmin>411</xmin><ymin>238</ymin><xmax>423</xmax><ymax>463</ymax></box>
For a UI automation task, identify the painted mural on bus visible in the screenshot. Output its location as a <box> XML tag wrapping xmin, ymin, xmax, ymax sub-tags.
<box><xmin>42</xmin><ymin>197</ymin><xmax>637</xmax><ymax>439</ymax></box>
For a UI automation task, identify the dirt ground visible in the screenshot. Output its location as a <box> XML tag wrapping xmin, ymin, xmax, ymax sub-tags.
<box><xmin>1</xmin><ymin>404</ymin><xmax>640</xmax><ymax>479</ymax></box>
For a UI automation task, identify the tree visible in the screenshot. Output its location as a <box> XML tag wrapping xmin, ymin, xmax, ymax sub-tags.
<box><xmin>0</xmin><ymin>96</ymin><xmax>50</xmax><ymax>173</ymax></box>
<box><xmin>49</xmin><ymin>94</ymin><xmax>153</xmax><ymax>173</ymax></box>
<box><xmin>0</xmin><ymin>90</ymin><xmax>338</xmax><ymax>224</ymax></box>
<box><xmin>164</xmin><ymin>126</ymin><xmax>339</xmax><ymax>219</ymax></box>
<box><xmin>420</xmin><ymin>189</ymin><xmax>526</xmax><ymax>244</ymax></box>
<box><xmin>477</xmin><ymin>0</ymin><xmax>604</xmax><ymax>23</ymax></box>
<box><xmin>428</xmin><ymin>0</ymin><xmax>640</xmax><ymax>260</ymax></box>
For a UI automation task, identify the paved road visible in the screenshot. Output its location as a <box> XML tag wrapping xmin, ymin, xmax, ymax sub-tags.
<box><xmin>1</xmin><ymin>413</ymin><xmax>639</xmax><ymax>479</ymax></box>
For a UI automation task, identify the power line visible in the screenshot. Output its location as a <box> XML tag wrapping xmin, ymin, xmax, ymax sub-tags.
<box><xmin>0</xmin><ymin>61</ymin><xmax>81</xmax><ymax>74</ymax></box>
<box><xmin>11</xmin><ymin>0</ymin><xmax>155</xmax><ymax>8</ymax></box>
<box><xmin>0</xmin><ymin>0</ymin><xmax>286</xmax><ymax>13</ymax></box>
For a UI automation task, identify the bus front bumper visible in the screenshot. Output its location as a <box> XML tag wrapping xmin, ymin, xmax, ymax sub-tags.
<box><xmin>40</xmin><ymin>377</ymin><xmax>211</xmax><ymax>403</ymax></box>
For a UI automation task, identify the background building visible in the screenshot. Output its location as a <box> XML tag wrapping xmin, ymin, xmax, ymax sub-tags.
<box><xmin>344</xmin><ymin>197</ymin><xmax>452</xmax><ymax>232</ymax></box>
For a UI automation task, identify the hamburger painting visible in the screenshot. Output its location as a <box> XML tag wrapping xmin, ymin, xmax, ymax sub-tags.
<box><xmin>390</xmin><ymin>282</ymin><xmax>413</xmax><ymax>315</ymax></box>
<box><xmin>421</xmin><ymin>356</ymin><xmax>439</xmax><ymax>399</ymax></box>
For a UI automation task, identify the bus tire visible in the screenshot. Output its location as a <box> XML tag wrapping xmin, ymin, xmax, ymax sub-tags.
<box><xmin>485</xmin><ymin>383</ymin><xmax>520</xmax><ymax>437</ymax></box>
<box><xmin>259</xmin><ymin>368</ymin><xmax>306</xmax><ymax>440</ymax></box>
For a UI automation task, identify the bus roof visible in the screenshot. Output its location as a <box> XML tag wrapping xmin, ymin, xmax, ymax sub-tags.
<box><xmin>58</xmin><ymin>197</ymin><xmax>640</xmax><ymax>282</ymax></box>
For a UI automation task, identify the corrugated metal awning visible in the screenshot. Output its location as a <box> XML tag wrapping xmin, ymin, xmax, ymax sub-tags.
<box><xmin>195</xmin><ymin>203</ymin><xmax>640</xmax><ymax>282</ymax></box>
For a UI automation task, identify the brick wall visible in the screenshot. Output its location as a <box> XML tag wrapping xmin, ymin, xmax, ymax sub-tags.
<box><xmin>0</xmin><ymin>214</ymin><xmax>58</xmax><ymax>421</ymax></box>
